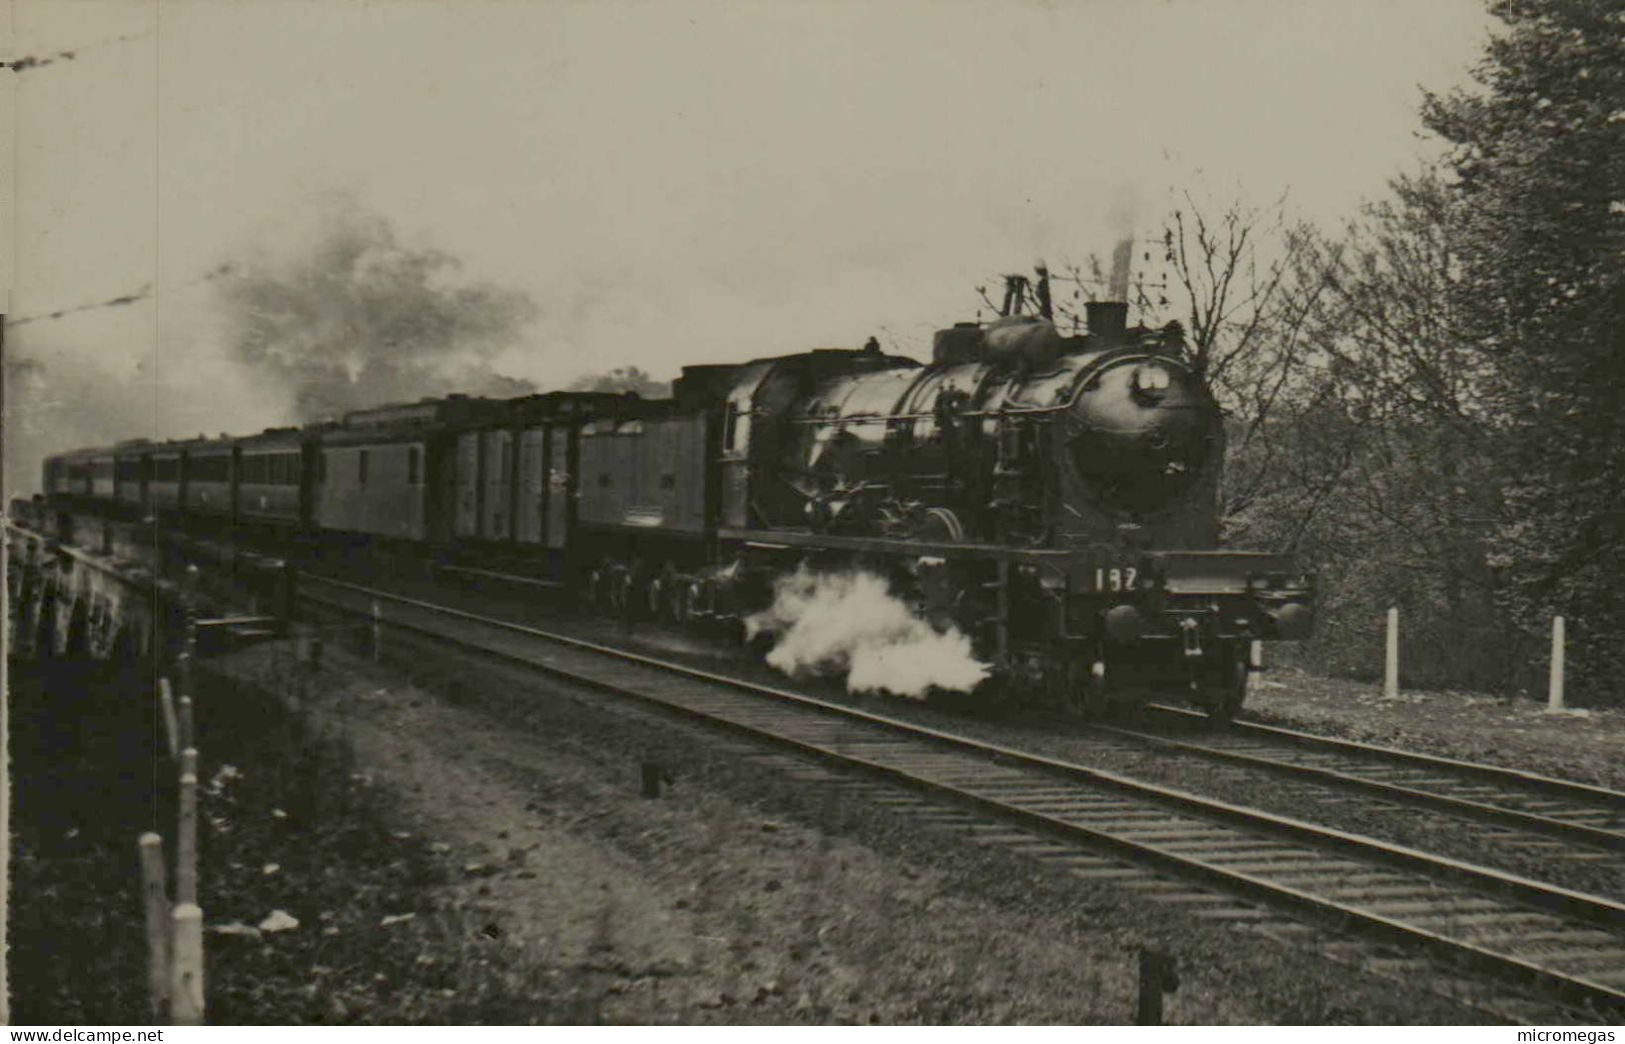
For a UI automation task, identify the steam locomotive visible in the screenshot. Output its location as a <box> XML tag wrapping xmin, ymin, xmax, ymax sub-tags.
<box><xmin>42</xmin><ymin>275</ymin><xmax>1313</xmax><ymax>719</ymax></box>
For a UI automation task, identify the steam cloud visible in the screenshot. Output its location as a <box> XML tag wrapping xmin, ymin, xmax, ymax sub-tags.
<box><xmin>215</xmin><ymin>197</ymin><xmax>539</xmax><ymax>423</ymax></box>
<box><xmin>745</xmin><ymin>568</ymin><xmax>990</xmax><ymax>699</ymax></box>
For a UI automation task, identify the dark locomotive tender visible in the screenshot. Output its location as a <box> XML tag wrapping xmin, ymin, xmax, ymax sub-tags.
<box><xmin>44</xmin><ymin>281</ymin><xmax>1313</xmax><ymax>719</ymax></box>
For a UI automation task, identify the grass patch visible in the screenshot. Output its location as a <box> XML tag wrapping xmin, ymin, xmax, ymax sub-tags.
<box><xmin>11</xmin><ymin>650</ymin><xmax>604</xmax><ymax>1025</ymax></box>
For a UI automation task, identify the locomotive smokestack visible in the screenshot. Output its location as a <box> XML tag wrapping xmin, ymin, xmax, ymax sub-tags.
<box><xmin>1085</xmin><ymin>301</ymin><xmax>1128</xmax><ymax>343</ymax></box>
<box><xmin>1108</xmin><ymin>237</ymin><xmax>1134</xmax><ymax>301</ymax></box>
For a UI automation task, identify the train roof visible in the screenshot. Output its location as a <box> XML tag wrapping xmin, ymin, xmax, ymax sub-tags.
<box><xmin>235</xmin><ymin>425</ymin><xmax>315</xmax><ymax>450</ymax></box>
<box><xmin>45</xmin><ymin>446</ymin><xmax>112</xmax><ymax>463</ymax></box>
<box><xmin>340</xmin><ymin>393</ymin><xmax>506</xmax><ymax>431</ymax></box>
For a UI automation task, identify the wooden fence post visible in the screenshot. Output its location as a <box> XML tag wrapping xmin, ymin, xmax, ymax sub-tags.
<box><xmin>1547</xmin><ymin>615</ymin><xmax>1566</xmax><ymax>712</ymax></box>
<box><xmin>1136</xmin><ymin>949</ymin><xmax>1179</xmax><ymax>1025</ymax></box>
<box><xmin>177</xmin><ymin>750</ymin><xmax>199</xmax><ymax>906</ymax></box>
<box><xmin>138</xmin><ymin>833</ymin><xmax>171</xmax><ymax>1021</ymax></box>
<box><xmin>169</xmin><ymin>903</ymin><xmax>205</xmax><ymax>1026</ymax></box>
<box><xmin>1384</xmin><ymin>607</ymin><xmax>1400</xmax><ymax>699</ymax></box>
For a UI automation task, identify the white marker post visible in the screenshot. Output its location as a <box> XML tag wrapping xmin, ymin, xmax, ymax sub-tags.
<box><xmin>138</xmin><ymin>833</ymin><xmax>171</xmax><ymax>1020</ymax></box>
<box><xmin>1384</xmin><ymin>607</ymin><xmax>1400</xmax><ymax>699</ymax></box>
<box><xmin>170</xmin><ymin>903</ymin><xmax>205</xmax><ymax>1026</ymax></box>
<box><xmin>1548</xmin><ymin>615</ymin><xmax>1566</xmax><ymax>713</ymax></box>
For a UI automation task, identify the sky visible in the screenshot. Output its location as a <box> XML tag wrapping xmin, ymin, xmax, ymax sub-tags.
<box><xmin>4</xmin><ymin>0</ymin><xmax>1493</xmax><ymax>485</ymax></box>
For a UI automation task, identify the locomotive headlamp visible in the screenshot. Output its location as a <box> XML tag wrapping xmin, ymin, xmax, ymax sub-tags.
<box><xmin>1131</xmin><ymin>363</ymin><xmax>1173</xmax><ymax>398</ymax></box>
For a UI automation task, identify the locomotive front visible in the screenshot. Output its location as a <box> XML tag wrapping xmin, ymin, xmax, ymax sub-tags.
<box><xmin>1030</xmin><ymin>306</ymin><xmax>1315</xmax><ymax>717</ymax></box>
<box><xmin>1060</xmin><ymin>347</ymin><xmax>1215</xmax><ymax>513</ymax></box>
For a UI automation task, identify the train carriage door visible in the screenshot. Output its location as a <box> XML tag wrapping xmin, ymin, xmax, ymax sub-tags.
<box><xmin>546</xmin><ymin>424</ymin><xmax>571</xmax><ymax>549</ymax></box>
<box><xmin>518</xmin><ymin>428</ymin><xmax>547</xmax><ymax>544</ymax></box>
<box><xmin>481</xmin><ymin>430</ymin><xmax>513</xmax><ymax>541</ymax></box>
<box><xmin>455</xmin><ymin>431</ymin><xmax>481</xmax><ymax>538</ymax></box>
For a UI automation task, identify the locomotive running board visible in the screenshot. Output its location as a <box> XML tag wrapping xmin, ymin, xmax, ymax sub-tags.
<box><xmin>720</xmin><ymin>526</ymin><xmax>1074</xmax><ymax>563</ymax></box>
<box><xmin>1148</xmin><ymin>550</ymin><xmax>1306</xmax><ymax>595</ymax></box>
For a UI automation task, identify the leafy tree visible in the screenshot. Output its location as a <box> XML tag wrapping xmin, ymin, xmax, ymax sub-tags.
<box><xmin>1422</xmin><ymin>0</ymin><xmax>1625</xmax><ymax>695</ymax></box>
<box><xmin>1221</xmin><ymin>170</ymin><xmax>1531</xmax><ymax>688</ymax></box>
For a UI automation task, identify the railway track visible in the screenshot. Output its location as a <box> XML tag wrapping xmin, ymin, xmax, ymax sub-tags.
<box><xmin>295</xmin><ymin>570</ymin><xmax>1625</xmax><ymax>1013</ymax></box>
<box><xmin>1101</xmin><ymin>708</ymin><xmax>1625</xmax><ymax>853</ymax></box>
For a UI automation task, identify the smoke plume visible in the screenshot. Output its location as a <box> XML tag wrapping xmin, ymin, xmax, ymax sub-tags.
<box><xmin>567</xmin><ymin>366</ymin><xmax>671</xmax><ymax>398</ymax></box>
<box><xmin>215</xmin><ymin>198</ymin><xmax>539</xmax><ymax>422</ymax></box>
<box><xmin>745</xmin><ymin>568</ymin><xmax>990</xmax><ymax>699</ymax></box>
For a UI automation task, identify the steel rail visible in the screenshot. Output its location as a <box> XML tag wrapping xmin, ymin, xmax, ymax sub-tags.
<box><xmin>297</xmin><ymin>571</ymin><xmax>1625</xmax><ymax>1011</ymax></box>
<box><xmin>1146</xmin><ymin>702</ymin><xmax>1625</xmax><ymax>806</ymax></box>
<box><xmin>1094</xmin><ymin>720</ymin><xmax>1625</xmax><ymax>852</ymax></box>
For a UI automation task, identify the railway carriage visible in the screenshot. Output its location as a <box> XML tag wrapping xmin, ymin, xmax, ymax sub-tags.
<box><xmin>500</xmin><ymin>391</ymin><xmax>624</xmax><ymax>571</ymax></box>
<box><xmin>575</xmin><ymin>395</ymin><xmax>716</xmax><ymax>610</ymax></box>
<box><xmin>183</xmin><ymin>439</ymin><xmax>236</xmax><ymax>519</ymax></box>
<box><xmin>236</xmin><ymin>427</ymin><xmax>316</xmax><ymax>529</ymax></box>
<box><xmin>314</xmin><ymin>397</ymin><xmax>494</xmax><ymax>543</ymax></box>
<box><xmin>508</xmin><ymin>392</ymin><xmax>595</xmax><ymax>554</ymax></box>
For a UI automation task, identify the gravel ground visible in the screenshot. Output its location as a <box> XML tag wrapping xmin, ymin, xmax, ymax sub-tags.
<box><xmin>203</xmin><ymin>624</ymin><xmax>1549</xmax><ymax>1025</ymax></box>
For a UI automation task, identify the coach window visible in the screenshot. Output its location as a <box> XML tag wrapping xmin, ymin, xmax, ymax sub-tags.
<box><xmin>408</xmin><ymin>446</ymin><xmax>420</xmax><ymax>485</ymax></box>
<box><xmin>359</xmin><ymin>450</ymin><xmax>369</xmax><ymax>486</ymax></box>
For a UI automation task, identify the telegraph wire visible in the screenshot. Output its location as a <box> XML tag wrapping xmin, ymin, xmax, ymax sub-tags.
<box><xmin>6</xmin><ymin>263</ymin><xmax>235</xmax><ymax>328</ymax></box>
